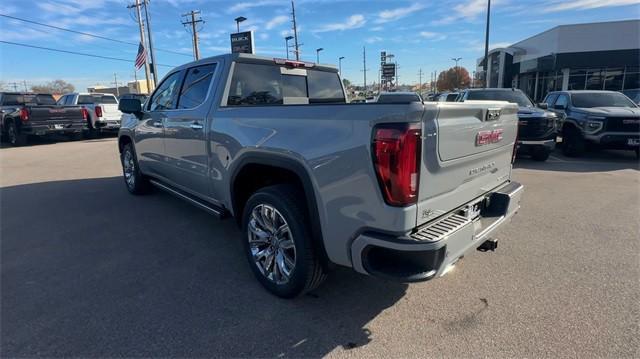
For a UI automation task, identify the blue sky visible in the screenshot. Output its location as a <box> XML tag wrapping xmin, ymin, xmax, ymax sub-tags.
<box><xmin>1</xmin><ymin>0</ymin><xmax>638</xmax><ymax>91</ymax></box>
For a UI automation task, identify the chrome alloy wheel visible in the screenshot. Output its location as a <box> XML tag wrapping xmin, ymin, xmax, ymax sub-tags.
<box><xmin>123</xmin><ymin>149</ymin><xmax>136</xmax><ymax>188</ymax></box>
<box><xmin>248</xmin><ymin>204</ymin><xmax>296</xmax><ymax>284</ymax></box>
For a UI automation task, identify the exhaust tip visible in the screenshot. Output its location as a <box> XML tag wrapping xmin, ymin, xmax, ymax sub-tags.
<box><xmin>477</xmin><ymin>239</ymin><xmax>498</xmax><ymax>252</ymax></box>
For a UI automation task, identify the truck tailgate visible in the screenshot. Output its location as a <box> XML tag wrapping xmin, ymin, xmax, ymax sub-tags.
<box><xmin>27</xmin><ymin>106</ymin><xmax>85</xmax><ymax>126</ymax></box>
<box><xmin>416</xmin><ymin>101</ymin><xmax>519</xmax><ymax>226</ymax></box>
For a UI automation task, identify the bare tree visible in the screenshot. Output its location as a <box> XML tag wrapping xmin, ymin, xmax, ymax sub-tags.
<box><xmin>30</xmin><ymin>80</ymin><xmax>75</xmax><ymax>95</ymax></box>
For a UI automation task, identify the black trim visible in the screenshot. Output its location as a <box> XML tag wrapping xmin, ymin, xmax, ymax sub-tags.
<box><xmin>230</xmin><ymin>153</ymin><xmax>331</xmax><ymax>268</ymax></box>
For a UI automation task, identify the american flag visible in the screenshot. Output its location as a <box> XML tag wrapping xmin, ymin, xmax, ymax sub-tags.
<box><xmin>135</xmin><ymin>42</ymin><xmax>146</xmax><ymax>70</ymax></box>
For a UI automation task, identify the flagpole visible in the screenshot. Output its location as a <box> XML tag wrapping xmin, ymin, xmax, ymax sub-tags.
<box><xmin>133</xmin><ymin>0</ymin><xmax>151</xmax><ymax>94</ymax></box>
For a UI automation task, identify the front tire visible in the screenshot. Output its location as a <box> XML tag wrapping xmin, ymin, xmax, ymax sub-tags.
<box><xmin>531</xmin><ymin>147</ymin><xmax>550</xmax><ymax>161</ymax></box>
<box><xmin>562</xmin><ymin>127</ymin><xmax>585</xmax><ymax>157</ymax></box>
<box><xmin>242</xmin><ymin>185</ymin><xmax>326</xmax><ymax>298</ymax></box>
<box><xmin>120</xmin><ymin>143</ymin><xmax>151</xmax><ymax>195</ymax></box>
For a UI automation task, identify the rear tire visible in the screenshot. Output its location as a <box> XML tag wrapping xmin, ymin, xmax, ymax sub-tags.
<box><xmin>7</xmin><ymin>121</ymin><xmax>27</xmax><ymax>146</ymax></box>
<box><xmin>562</xmin><ymin>127</ymin><xmax>585</xmax><ymax>157</ymax></box>
<box><xmin>120</xmin><ymin>143</ymin><xmax>151</xmax><ymax>195</ymax></box>
<box><xmin>531</xmin><ymin>147</ymin><xmax>550</xmax><ymax>161</ymax></box>
<box><xmin>242</xmin><ymin>184</ymin><xmax>326</xmax><ymax>298</ymax></box>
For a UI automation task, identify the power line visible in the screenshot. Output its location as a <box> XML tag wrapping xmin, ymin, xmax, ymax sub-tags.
<box><xmin>182</xmin><ymin>10</ymin><xmax>204</xmax><ymax>61</ymax></box>
<box><xmin>0</xmin><ymin>13</ymin><xmax>191</xmax><ymax>58</ymax></box>
<box><xmin>0</xmin><ymin>41</ymin><xmax>175</xmax><ymax>67</ymax></box>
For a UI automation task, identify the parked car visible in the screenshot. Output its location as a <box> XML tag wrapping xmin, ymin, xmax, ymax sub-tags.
<box><xmin>438</xmin><ymin>92</ymin><xmax>459</xmax><ymax>102</ymax></box>
<box><xmin>425</xmin><ymin>93</ymin><xmax>441</xmax><ymax>101</ymax></box>
<box><xmin>457</xmin><ymin>88</ymin><xmax>557</xmax><ymax>161</ymax></box>
<box><xmin>0</xmin><ymin>92</ymin><xmax>86</xmax><ymax>146</ymax></box>
<box><xmin>117</xmin><ymin>53</ymin><xmax>523</xmax><ymax>298</ymax></box>
<box><xmin>58</xmin><ymin>92</ymin><xmax>122</xmax><ymax>137</ymax></box>
<box><xmin>621</xmin><ymin>89</ymin><xmax>640</xmax><ymax>105</ymax></box>
<box><xmin>543</xmin><ymin>90</ymin><xmax>640</xmax><ymax>157</ymax></box>
<box><xmin>375</xmin><ymin>91</ymin><xmax>422</xmax><ymax>103</ymax></box>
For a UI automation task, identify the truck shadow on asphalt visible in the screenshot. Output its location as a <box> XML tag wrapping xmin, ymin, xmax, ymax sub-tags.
<box><xmin>1</xmin><ymin>176</ymin><xmax>407</xmax><ymax>357</ymax></box>
<box><xmin>0</xmin><ymin>133</ymin><xmax>118</xmax><ymax>149</ymax></box>
<box><xmin>514</xmin><ymin>149</ymin><xmax>639</xmax><ymax>172</ymax></box>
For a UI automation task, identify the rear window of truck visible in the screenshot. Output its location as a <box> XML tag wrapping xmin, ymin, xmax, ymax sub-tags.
<box><xmin>78</xmin><ymin>95</ymin><xmax>118</xmax><ymax>105</ymax></box>
<box><xmin>1</xmin><ymin>94</ymin><xmax>56</xmax><ymax>106</ymax></box>
<box><xmin>227</xmin><ymin>63</ymin><xmax>345</xmax><ymax>106</ymax></box>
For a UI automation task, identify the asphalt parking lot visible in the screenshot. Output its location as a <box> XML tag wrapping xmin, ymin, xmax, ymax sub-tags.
<box><xmin>1</xmin><ymin>137</ymin><xmax>639</xmax><ymax>358</ymax></box>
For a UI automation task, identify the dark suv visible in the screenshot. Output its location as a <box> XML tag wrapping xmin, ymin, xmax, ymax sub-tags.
<box><xmin>457</xmin><ymin>88</ymin><xmax>557</xmax><ymax>161</ymax></box>
<box><xmin>543</xmin><ymin>91</ymin><xmax>640</xmax><ymax>157</ymax></box>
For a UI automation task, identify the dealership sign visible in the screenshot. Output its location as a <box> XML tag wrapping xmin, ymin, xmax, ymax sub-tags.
<box><xmin>230</xmin><ymin>31</ymin><xmax>255</xmax><ymax>54</ymax></box>
<box><xmin>382</xmin><ymin>63</ymin><xmax>396</xmax><ymax>78</ymax></box>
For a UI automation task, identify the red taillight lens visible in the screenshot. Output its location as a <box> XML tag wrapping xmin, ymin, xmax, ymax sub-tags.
<box><xmin>373</xmin><ymin>123</ymin><xmax>421</xmax><ymax>206</ymax></box>
<box><xmin>81</xmin><ymin>108</ymin><xmax>89</xmax><ymax>120</ymax></box>
<box><xmin>94</xmin><ymin>106</ymin><xmax>103</xmax><ymax>118</ymax></box>
<box><xmin>19</xmin><ymin>108</ymin><xmax>29</xmax><ymax>122</ymax></box>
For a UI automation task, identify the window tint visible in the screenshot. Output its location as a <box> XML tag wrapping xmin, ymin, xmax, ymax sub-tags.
<box><xmin>1</xmin><ymin>94</ymin><xmax>55</xmax><ymax>105</ymax></box>
<box><xmin>57</xmin><ymin>95</ymin><xmax>67</xmax><ymax>105</ymax></box>
<box><xmin>177</xmin><ymin>64</ymin><xmax>216</xmax><ymax>109</ymax></box>
<box><xmin>307</xmin><ymin>70</ymin><xmax>345</xmax><ymax>103</ymax></box>
<box><xmin>99</xmin><ymin>96</ymin><xmax>118</xmax><ymax>104</ymax></box>
<box><xmin>571</xmin><ymin>92</ymin><xmax>637</xmax><ymax>108</ymax></box>
<box><xmin>228</xmin><ymin>63</ymin><xmax>282</xmax><ymax>106</ymax></box>
<box><xmin>446</xmin><ymin>93</ymin><xmax>459</xmax><ymax>102</ymax></box>
<box><xmin>466</xmin><ymin>90</ymin><xmax>533</xmax><ymax>107</ymax></box>
<box><xmin>555</xmin><ymin>94</ymin><xmax>569</xmax><ymax>108</ymax></box>
<box><xmin>377</xmin><ymin>94</ymin><xmax>421</xmax><ymax>103</ymax></box>
<box><xmin>227</xmin><ymin>63</ymin><xmax>346</xmax><ymax>106</ymax></box>
<box><xmin>545</xmin><ymin>93</ymin><xmax>559</xmax><ymax>106</ymax></box>
<box><xmin>149</xmin><ymin>71</ymin><xmax>183</xmax><ymax>111</ymax></box>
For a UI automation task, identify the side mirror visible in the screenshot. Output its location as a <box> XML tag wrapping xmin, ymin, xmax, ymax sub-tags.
<box><xmin>537</xmin><ymin>103</ymin><xmax>548</xmax><ymax>109</ymax></box>
<box><xmin>554</xmin><ymin>103</ymin><xmax>566</xmax><ymax>110</ymax></box>
<box><xmin>119</xmin><ymin>98</ymin><xmax>142</xmax><ymax>114</ymax></box>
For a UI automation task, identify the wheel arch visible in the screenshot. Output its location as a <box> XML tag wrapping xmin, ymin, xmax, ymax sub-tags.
<box><xmin>230</xmin><ymin>153</ymin><xmax>330</xmax><ymax>268</ymax></box>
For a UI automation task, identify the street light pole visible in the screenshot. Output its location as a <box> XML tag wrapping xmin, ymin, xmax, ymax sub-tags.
<box><xmin>234</xmin><ymin>16</ymin><xmax>246</xmax><ymax>33</ymax></box>
<box><xmin>316</xmin><ymin>47</ymin><xmax>323</xmax><ymax>63</ymax></box>
<box><xmin>285</xmin><ymin>36</ymin><xmax>293</xmax><ymax>59</ymax></box>
<box><xmin>339</xmin><ymin>56</ymin><xmax>345</xmax><ymax>75</ymax></box>
<box><xmin>484</xmin><ymin>0</ymin><xmax>491</xmax><ymax>88</ymax></box>
<box><xmin>451</xmin><ymin>57</ymin><xmax>462</xmax><ymax>89</ymax></box>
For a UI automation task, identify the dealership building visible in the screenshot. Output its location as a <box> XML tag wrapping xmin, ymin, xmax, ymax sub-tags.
<box><xmin>477</xmin><ymin>20</ymin><xmax>640</xmax><ymax>101</ymax></box>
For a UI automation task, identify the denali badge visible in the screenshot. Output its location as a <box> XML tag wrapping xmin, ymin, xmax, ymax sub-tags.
<box><xmin>623</xmin><ymin>119</ymin><xmax>640</xmax><ymax>125</ymax></box>
<box><xmin>486</xmin><ymin>108</ymin><xmax>501</xmax><ymax>121</ymax></box>
<box><xmin>476</xmin><ymin>129</ymin><xmax>504</xmax><ymax>146</ymax></box>
<box><xmin>469</xmin><ymin>162</ymin><xmax>496</xmax><ymax>176</ymax></box>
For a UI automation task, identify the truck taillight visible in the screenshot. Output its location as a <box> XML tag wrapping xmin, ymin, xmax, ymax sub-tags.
<box><xmin>95</xmin><ymin>106</ymin><xmax>103</xmax><ymax>118</ymax></box>
<box><xmin>19</xmin><ymin>107</ymin><xmax>29</xmax><ymax>122</ymax></box>
<box><xmin>372</xmin><ymin>123</ymin><xmax>421</xmax><ymax>207</ymax></box>
<box><xmin>81</xmin><ymin>108</ymin><xmax>89</xmax><ymax>120</ymax></box>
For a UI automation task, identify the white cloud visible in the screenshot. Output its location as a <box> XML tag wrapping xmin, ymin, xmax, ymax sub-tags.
<box><xmin>432</xmin><ymin>0</ymin><xmax>505</xmax><ymax>25</ymax></box>
<box><xmin>419</xmin><ymin>31</ymin><xmax>447</xmax><ymax>41</ymax></box>
<box><xmin>259</xmin><ymin>33</ymin><xmax>269</xmax><ymax>40</ymax></box>
<box><xmin>314</xmin><ymin>14</ymin><xmax>366</xmax><ymax>33</ymax></box>
<box><xmin>542</xmin><ymin>0</ymin><xmax>638</xmax><ymax>12</ymax></box>
<box><xmin>227</xmin><ymin>0</ymin><xmax>281</xmax><ymax>13</ymax></box>
<box><xmin>375</xmin><ymin>3</ymin><xmax>425</xmax><ymax>24</ymax></box>
<box><xmin>266</xmin><ymin>15</ymin><xmax>289</xmax><ymax>30</ymax></box>
<box><xmin>365</xmin><ymin>36</ymin><xmax>383</xmax><ymax>44</ymax></box>
<box><xmin>370</xmin><ymin>26</ymin><xmax>384</xmax><ymax>32</ymax></box>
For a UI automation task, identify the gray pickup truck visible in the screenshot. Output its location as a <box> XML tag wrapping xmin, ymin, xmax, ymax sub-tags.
<box><xmin>117</xmin><ymin>54</ymin><xmax>523</xmax><ymax>298</ymax></box>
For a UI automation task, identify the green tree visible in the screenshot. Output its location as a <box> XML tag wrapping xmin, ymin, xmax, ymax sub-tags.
<box><xmin>342</xmin><ymin>78</ymin><xmax>352</xmax><ymax>88</ymax></box>
<box><xmin>436</xmin><ymin>67</ymin><xmax>471</xmax><ymax>91</ymax></box>
<box><xmin>31</xmin><ymin>79</ymin><xmax>75</xmax><ymax>95</ymax></box>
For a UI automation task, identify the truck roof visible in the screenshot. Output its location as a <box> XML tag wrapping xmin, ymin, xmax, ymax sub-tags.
<box><xmin>171</xmin><ymin>53</ymin><xmax>339</xmax><ymax>73</ymax></box>
<box><xmin>0</xmin><ymin>92</ymin><xmax>53</xmax><ymax>96</ymax></box>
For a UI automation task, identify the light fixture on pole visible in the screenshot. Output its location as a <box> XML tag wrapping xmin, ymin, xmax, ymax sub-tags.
<box><xmin>285</xmin><ymin>35</ymin><xmax>293</xmax><ymax>59</ymax></box>
<box><xmin>316</xmin><ymin>47</ymin><xmax>324</xmax><ymax>63</ymax></box>
<box><xmin>339</xmin><ymin>56</ymin><xmax>345</xmax><ymax>75</ymax></box>
<box><xmin>234</xmin><ymin>16</ymin><xmax>246</xmax><ymax>33</ymax></box>
<box><xmin>451</xmin><ymin>57</ymin><xmax>462</xmax><ymax>89</ymax></box>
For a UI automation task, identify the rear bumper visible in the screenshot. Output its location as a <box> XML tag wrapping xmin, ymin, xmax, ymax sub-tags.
<box><xmin>517</xmin><ymin>138</ymin><xmax>556</xmax><ymax>152</ymax></box>
<box><xmin>22</xmin><ymin>122</ymin><xmax>86</xmax><ymax>136</ymax></box>
<box><xmin>350</xmin><ymin>181</ymin><xmax>523</xmax><ymax>282</ymax></box>
<box><xmin>94</xmin><ymin>118</ymin><xmax>121</xmax><ymax>130</ymax></box>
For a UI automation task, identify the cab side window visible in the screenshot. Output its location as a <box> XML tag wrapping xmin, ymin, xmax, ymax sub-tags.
<box><xmin>555</xmin><ymin>94</ymin><xmax>569</xmax><ymax>109</ymax></box>
<box><xmin>544</xmin><ymin>93</ymin><xmax>558</xmax><ymax>107</ymax></box>
<box><xmin>177</xmin><ymin>64</ymin><xmax>217</xmax><ymax>109</ymax></box>
<box><xmin>148</xmin><ymin>71</ymin><xmax>183</xmax><ymax>111</ymax></box>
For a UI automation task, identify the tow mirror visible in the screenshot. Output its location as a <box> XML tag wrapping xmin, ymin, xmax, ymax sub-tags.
<box><xmin>537</xmin><ymin>103</ymin><xmax>548</xmax><ymax>109</ymax></box>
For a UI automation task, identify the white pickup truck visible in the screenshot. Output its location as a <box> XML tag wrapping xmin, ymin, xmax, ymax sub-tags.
<box><xmin>58</xmin><ymin>93</ymin><xmax>122</xmax><ymax>137</ymax></box>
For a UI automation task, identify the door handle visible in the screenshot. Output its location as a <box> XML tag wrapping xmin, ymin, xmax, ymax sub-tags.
<box><xmin>190</xmin><ymin>122</ymin><xmax>204</xmax><ymax>130</ymax></box>
<box><xmin>151</xmin><ymin>120</ymin><xmax>163</xmax><ymax>128</ymax></box>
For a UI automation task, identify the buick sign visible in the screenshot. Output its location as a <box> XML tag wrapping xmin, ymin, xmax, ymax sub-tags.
<box><xmin>230</xmin><ymin>31</ymin><xmax>254</xmax><ymax>54</ymax></box>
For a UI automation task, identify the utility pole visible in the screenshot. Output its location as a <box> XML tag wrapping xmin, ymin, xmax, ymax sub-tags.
<box><xmin>128</xmin><ymin>0</ymin><xmax>151</xmax><ymax>94</ymax></box>
<box><xmin>112</xmin><ymin>73</ymin><xmax>120</xmax><ymax>96</ymax></box>
<box><xmin>182</xmin><ymin>10</ymin><xmax>203</xmax><ymax>60</ymax></box>
<box><xmin>418</xmin><ymin>68</ymin><xmax>423</xmax><ymax>96</ymax></box>
<box><xmin>143</xmin><ymin>0</ymin><xmax>158</xmax><ymax>87</ymax></box>
<box><xmin>22</xmin><ymin>80</ymin><xmax>28</xmax><ymax>92</ymax></box>
<box><xmin>291</xmin><ymin>0</ymin><xmax>300</xmax><ymax>61</ymax></box>
<box><xmin>362</xmin><ymin>46</ymin><xmax>367</xmax><ymax>91</ymax></box>
<box><xmin>484</xmin><ymin>0</ymin><xmax>491</xmax><ymax>88</ymax></box>
<box><xmin>451</xmin><ymin>57</ymin><xmax>462</xmax><ymax>89</ymax></box>
<box><xmin>338</xmin><ymin>56</ymin><xmax>344</xmax><ymax>75</ymax></box>
<box><xmin>8</xmin><ymin>82</ymin><xmax>18</xmax><ymax>92</ymax></box>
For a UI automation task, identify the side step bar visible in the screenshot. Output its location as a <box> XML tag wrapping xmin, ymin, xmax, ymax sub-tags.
<box><xmin>149</xmin><ymin>179</ymin><xmax>229</xmax><ymax>219</ymax></box>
